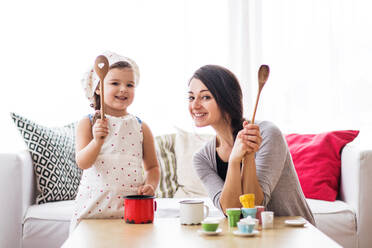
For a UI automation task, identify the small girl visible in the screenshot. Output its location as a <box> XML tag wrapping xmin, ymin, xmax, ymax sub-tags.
<box><xmin>70</xmin><ymin>51</ymin><xmax>160</xmax><ymax>231</ymax></box>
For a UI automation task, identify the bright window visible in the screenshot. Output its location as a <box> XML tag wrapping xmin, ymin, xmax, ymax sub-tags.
<box><xmin>1</xmin><ymin>0</ymin><xmax>371</xmax><ymax>152</ymax></box>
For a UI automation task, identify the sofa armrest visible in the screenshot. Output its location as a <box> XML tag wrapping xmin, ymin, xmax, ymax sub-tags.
<box><xmin>0</xmin><ymin>150</ymin><xmax>34</xmax><ymax>248</ymax></box>
<box><xmin>19</xmin><ymin>150</ymin><xmax>36</xmax><ymax>214</ymax></box>
<box><xmin>340</xmin><ymin>142</ymin><xmax>372</xmax><ymax>248</ymax></box>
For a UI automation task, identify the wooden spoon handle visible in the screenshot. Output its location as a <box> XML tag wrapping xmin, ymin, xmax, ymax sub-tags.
<box><xmin>243</xmin><ymin>90</ymin><xmax>261</xmax><ymax>171</ymax></box>
<box><xmin>99</xmin><ymin>80</ymin><xmax>104</xmax><ymax>120</ymax></box>
<box><xmin>94</xmin><ymin>55</ymin><xmax>109</xmax><ymax>139</ymax></box>
<box><xmin>251</xmin><ymin>89</ymin><xmax>262</xmax><ymax>124</ymax></box>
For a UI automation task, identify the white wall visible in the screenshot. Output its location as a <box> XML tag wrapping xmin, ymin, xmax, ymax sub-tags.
<box><xmin>1</xmin><ymin>0</ymin><xmax>371</xmax><ymax>152</ymax></box>
<box><xmin>0</xmin><ymin>0</ymin><xmax>229</xmax><ymax>152</ymax></box>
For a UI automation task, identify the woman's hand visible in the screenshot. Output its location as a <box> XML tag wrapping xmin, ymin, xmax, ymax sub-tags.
<box><xmin>92</xmin><ymin>118</ymin><xmax>108</xmax><ymax>145</ymax></box>
<box><xmin>137</xmin><ymin>184</ymin><xmax>155</xmax><ymax>196</ymax></box>
<box><xmin>229</xmin><ymin>121</ymin><xmax>262</xmax><ymax>163</ymax></box>
<box><xmin>242</xmin><ymin>121</ymin><xmax>262</xmax><ymax>155</ymax></box>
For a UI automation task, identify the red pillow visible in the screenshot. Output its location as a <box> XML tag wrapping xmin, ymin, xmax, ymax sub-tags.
<box><xmin>285</xmin><ymin>130</ymin><xmax>359</xmax><ymax>201</ymax></box>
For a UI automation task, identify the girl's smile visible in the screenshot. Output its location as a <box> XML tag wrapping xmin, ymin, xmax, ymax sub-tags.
<box><xmin>115</xmin><ymin>95</ymin><xmax>128</xmax><ymax>101</ymax></box>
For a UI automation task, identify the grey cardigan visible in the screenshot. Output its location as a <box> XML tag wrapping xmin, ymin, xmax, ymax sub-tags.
<box><xmin>192</xmin><ymin>121</ymin><xmax>315</xmax><ymax>225</ymax></box>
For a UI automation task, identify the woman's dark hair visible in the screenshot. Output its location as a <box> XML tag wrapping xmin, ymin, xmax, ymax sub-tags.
<box><xmin>190</xmin><ymin>65</ymin><xmax>244</xmax><ymax>140</ymax></box>
<box><xmin>91</xmin><ymin>61</ymin><xmax>132</xmax><ymax>122</ymax></box>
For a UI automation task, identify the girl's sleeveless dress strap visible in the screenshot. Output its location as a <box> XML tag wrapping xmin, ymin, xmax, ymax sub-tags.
<box><xmin>135</xmin><ymin>116</ymin><xmax>142</xmax><ymax>124</ymax></box>
<box><xmin>88</xmin><ymin>113</ymin><xmax>94</xmax><ymax>124</ymax></box>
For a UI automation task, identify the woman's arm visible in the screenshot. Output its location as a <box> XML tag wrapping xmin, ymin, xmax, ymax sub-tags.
<box><xmin>241</xmin><ymin>122</ymin><xmax>264</xmax><ymax>205</ymax></box>
<box><xmin>220</xmin><ymin>122</ymin><xmax>264</xmax><ymax>211</ymax></box>
<box><xmin>193</xmin><ymin>142</ymin><xmax>226</xmax><ymax>212</ymax></box>
<box><xmin>241</xmin><ymin>154</ymin><xmax>264</xmax><ymax>205</ymax></box>
<box><xmin>138</xmin><ymin>121</ymin><xmax>160</xmax><ymax>195</ymax></box>
<box><xmin>193</xmin><ymin>139</ymin><xmax>246</xmax><ymax>214</ymax></box>
<box><xmin>75</xmin><ymin>117</ymin><xmax>108</xmax><ymax>170</ymax></box>
<box><xmin>219</xmin><ymin>158</ymin><xmax>243</xmax><ymax>211</ymax></box>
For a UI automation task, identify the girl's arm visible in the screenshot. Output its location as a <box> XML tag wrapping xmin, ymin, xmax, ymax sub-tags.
<box><xmin>137</xmin><ymin>121</ymin><xmax>160</xmax><ymax>195</ymax></box>
<box><xmin>75</xmin><ymin>117</ymin><xmax>108</xmax><ymax>170</ymax></box>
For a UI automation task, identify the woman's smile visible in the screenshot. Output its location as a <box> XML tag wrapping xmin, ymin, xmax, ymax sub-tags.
<box><xmin>192</xmin><ymin>112</ymin><xmax>208</xmax><ymax>120</ymax></box>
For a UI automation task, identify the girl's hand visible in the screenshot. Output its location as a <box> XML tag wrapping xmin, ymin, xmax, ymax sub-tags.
<box><xmin>137</xmin><ymin>184</ymin><xmax>155</xmax><ymax>196</ymax></box>
<box><xmin>92</xmin><ymin>118</ymin><xmax>109</xmax><ymax>144</ymax></box>
<box><xmin>229</xmin><ymin>121</ymin><xmax>262</xmax><ymax>163</ymax></box>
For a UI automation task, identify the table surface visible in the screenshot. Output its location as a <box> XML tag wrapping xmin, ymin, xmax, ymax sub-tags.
<box><xmin>62</xmin><ymin>216</ymin><xmax>341</xmax><ymax>248</ymax></box>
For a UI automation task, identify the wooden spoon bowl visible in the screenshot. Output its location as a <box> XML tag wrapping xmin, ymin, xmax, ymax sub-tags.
<box><xmin>251</xmin><ymin>65</ymin><xmax>270</xmax><ymax>124</ymax></box>
<box><xmin>258</xmin><ymin>65</ymin><xmax>270</xmax><ymax>87</ymax></box>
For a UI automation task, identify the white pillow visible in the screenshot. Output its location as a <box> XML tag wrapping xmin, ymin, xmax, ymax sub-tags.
<box><xmin>174</xmin><ymin>127</ymin><xmax>214</xmax><ymax>198</ymax></box>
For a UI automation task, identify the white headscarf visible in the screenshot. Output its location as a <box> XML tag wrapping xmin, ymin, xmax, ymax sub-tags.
<box><xmin>81</xmin><ymin>51</ymin><xmax>140</xmax><ymax>104</ymax></box>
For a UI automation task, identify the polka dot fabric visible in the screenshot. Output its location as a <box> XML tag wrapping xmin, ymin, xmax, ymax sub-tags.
<box><xmin>70</xmin><ymin>114</ymin><xmax>144</xmax><ymax>231</ymax></box>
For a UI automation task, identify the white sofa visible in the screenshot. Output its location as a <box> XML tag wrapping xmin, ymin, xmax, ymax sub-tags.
<box><xmin>1</xmin><ymin>136</ymin><xmax>371</xmax><ymax>248</ymax></box>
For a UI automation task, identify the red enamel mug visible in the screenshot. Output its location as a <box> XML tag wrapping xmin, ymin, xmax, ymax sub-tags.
<box><xmin>123</xmin><ymin>195</ymin><xmax>157</xmax><ymax>224</ymax></box>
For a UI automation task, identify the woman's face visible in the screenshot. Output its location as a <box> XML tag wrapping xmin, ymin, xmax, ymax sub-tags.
<box><xmin>188</xmin><ymin>78</ymin><xmax>223</xmax><ymax>128</ymax></box>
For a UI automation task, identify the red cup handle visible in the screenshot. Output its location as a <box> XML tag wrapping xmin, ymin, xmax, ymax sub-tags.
<box><xmin>154</xmin><ymin>200</ymin><xmax>157</xmax><ymax>212</ymax></box>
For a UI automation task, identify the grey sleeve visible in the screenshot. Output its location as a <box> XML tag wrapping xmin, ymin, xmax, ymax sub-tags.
<box><xmin>255</xmin><ymin>121</ymin><xmax>288</xmax><ymax>206</ymax></box>
<box><xmin>192</xmin><ymin>144</ymin><xmax>225</xmax><ymax>212</ymax></box>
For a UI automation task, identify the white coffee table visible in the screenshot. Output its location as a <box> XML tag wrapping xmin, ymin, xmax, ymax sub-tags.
<box><xmin>62</xmin><ymin>216</ymin><xmax>341</xmax><ymax>248</ymax></box>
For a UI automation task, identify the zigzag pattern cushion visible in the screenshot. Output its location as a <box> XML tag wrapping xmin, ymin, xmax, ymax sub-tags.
<box><xmin>11</xmin><ymin>112</ymin><xmax>82</xmax><ymax>204</ymax></box>
<box><xmin>155</xmin><ymin>134</ymin><xmax>178</xmax><ymax>198</ymax></box>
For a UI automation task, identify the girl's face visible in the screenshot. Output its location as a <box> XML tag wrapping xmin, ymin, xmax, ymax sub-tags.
<box><xmin>96</xmin><ymin>67</ymin><xmax>135</xmax><ymax>116</ymax></box>
<box><xmin>188</xmin><ymin>78</ymin><xmax>223</xmax><ymax>128</ymax></box>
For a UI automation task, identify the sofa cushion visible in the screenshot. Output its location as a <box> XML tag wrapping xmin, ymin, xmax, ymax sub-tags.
<box><xmin>11</xmin><ymin>113</ymin><xmax>82</xmax><ymax>204</ymax></box>
<box><xmin>23</xmin><ymin>219</ymin><xmax>69</xmax><ymax>248</ymax></box>
<box><xmin>174</xmin><ymin>128</ymin><xmax>213</xmax><ymax>198</ymax></box>
<box><xmin>155</xmin><ymin>134</ymin><xmax>178</xmax><ymax>198</ymax></box>
<box><xmin>285</xmin><ymin>130</ymin><xmax>359</xmax><ymax>201</ymax></box>
<box><xmin>24</xmin><ymin>200</ymin><xmax>74</xmax><ymax>221</ymax></box>
<box><xmin>23</xmin><ymin>201</ymin><xmax>74</xmax><ymax>248</ymax></box>
<box><xmin>306</xmin><ymin>198</ymin><xmax>357</xmax><ymax>248</ymax></box>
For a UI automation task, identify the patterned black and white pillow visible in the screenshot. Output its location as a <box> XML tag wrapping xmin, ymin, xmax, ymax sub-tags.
<box><xmin>10</xmin><ymin>112</ymin><xmax>82</xmax><ymax>204</ymax></box>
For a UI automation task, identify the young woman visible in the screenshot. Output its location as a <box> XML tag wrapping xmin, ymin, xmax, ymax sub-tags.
<box><xmin>188</xmin><ymin>65</ymin><xmax>315</xmax><ymax>225</ymax></box>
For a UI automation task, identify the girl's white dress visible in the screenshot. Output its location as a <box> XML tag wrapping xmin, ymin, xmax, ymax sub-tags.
<box><xmin>70</xmin><ymin>114</ymin><xmax>144</xmax><ymax>232</ymax></box>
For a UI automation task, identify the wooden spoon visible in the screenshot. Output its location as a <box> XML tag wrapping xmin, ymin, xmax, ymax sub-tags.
<box><xmin>94</xmin><ymin>55</ymin><xmax>109</xmax><ymax>120</ymax></box>
<box><xmin>241</xmin><ymin>65</ymin><xmax>270</xmax><ymax>198</ymax></box>
<box><xmin>251</xmin><ymin>65</ymin><xmax>270</xmax><ymax>124</ymax></box>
